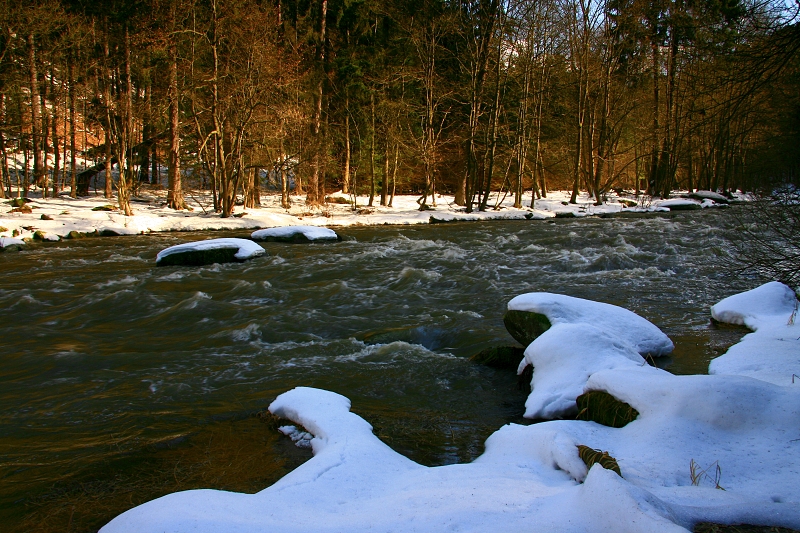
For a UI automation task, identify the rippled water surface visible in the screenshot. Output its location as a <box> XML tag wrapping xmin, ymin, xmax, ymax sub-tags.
<box><xmin>0</xmin><ymin>211</ymin><xmax>752</xmax><ymax>531</ymax></box>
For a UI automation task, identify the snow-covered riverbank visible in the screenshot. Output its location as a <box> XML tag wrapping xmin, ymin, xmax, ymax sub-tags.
<box><xmin>100</xmin><ymin>282</ymin><xmax>799</xmax><ymax>533</ymax></box>
<box><xmin>1</xmin><ymin>188</ymin><xmax>736</xmax><ymax>246</ymax></box>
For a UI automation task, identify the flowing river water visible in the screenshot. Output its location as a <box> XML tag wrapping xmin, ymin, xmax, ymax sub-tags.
<box><xmin>0</xmin><ymin>210</ymin><xmax>753</xmax><ymax>532</ymax></box>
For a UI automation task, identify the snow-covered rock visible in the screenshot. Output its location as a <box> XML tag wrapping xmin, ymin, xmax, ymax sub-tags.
<box><xmin>0</xmin><ymin>236</ymin><xmax>25</xmax><ymax>251</ymax></box>
<box><xmin>251</xmin><ymin>225</ymin><xmax>339</xmax><ymax>243</ymax></box>
<box><xmin>509</xmin><ymin>293</ymin><xmax>673</xmax><ymax>419</ymax></box>
<box><xmin>687</xmin><ymin>190</ymin><xmax>729</xmax><ymax>204</ymax></box>
<box><xmin>155</xmin><ymin>238</ymin><xmax>265</xmax><ymax>267</ymax></box>
<box><xmin>660</xmin><ymin>199</ymin><xmax>701</xmax><ymax>211</ymax></box>
<box><xmin>508</xmin><ymin>293</ymin><xmax>674</xmax><ymax>357</ymax></box>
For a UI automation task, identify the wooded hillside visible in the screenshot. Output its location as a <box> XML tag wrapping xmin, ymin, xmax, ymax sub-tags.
<box><xmin>1</xmin><ymin>0</ymin><xmax>798</xmax><ymax>216</ymax></box>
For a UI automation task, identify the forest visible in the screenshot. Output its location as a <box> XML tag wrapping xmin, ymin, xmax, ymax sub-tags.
<box><xmin>0</xmin><ymin>0</ymin><xmax>798</xmax><ymax>218</ymax></box>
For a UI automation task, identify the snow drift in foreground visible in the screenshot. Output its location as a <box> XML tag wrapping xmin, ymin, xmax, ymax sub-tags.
<box><xmin>100</xmin><ymin>282</ymin><xmax>800</xmax><ymax>533</ymax></box>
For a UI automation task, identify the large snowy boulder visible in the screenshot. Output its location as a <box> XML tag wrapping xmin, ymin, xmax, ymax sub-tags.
<box><xmin>156</xmin><ymin>238</ymin><xmax>265</xmax><ymax>267</ymax></box>
<box><xmin>659</xmin><ymin>199</ymin><xmax>701</xmax><ymax>211</ymax></box>
<box><xmin>251</xmin><ymin>225</ymin><xmax>339</xmax><ymax>243</ymax></box>
<box><xmin>508</xmin><ymin>293</ymin><xmax>673</xmax><ymax>419</ymax></box>
<box><xmin>508</xmin><ymin>293</ymin><xmax>674</xmax><ymax>357</ymax></box>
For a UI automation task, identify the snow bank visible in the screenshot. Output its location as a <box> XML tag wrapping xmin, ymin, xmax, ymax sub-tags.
<box><xmin>100</xmin><ymin>282</ymin><xmax>799</xmax><ymax>533</ymax></box>
<box><xmin>1</xmin><ymin>189</ymin><xmax>723</xmax><ymax>243</ymax></box>
<box><xmin>251</xmin><ymin>225</ymin><xmax>339</xmax><ymax>242</ymax></box>
<box><xmin>155</xmin><ymin>238</ymin><xmax>265</xmax><ymax>265</ymax></box>
<box><xmin>709</xmin><ymin>281</ymin><xmax>800</xmax><ymax>386</ymax></box>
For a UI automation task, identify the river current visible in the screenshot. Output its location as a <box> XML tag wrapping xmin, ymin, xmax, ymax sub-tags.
<box><xmin>0</xmin><ymin>210</ymin><xmax>752</xmax><ymax>531</ymax></box>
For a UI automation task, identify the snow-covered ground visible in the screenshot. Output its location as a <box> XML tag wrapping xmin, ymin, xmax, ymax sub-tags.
<box><xmin>0</xmin><ymin>187</ymin><xmax>736</xmax><ymax>246</ymax></box>
<box><xmin>100</xmin><ymin>282</ymin><xmax>800</xmax><ymax>533</ymax></box>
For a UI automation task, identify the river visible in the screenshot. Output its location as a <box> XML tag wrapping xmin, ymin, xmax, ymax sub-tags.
<box><xmin>0</xmin><ymin>210</ymin><xmax>752</xmax><ymax>532</ymax></box>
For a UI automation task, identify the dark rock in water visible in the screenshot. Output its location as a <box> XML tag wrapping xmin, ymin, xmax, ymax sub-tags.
<box><xmin>156</xmin><ymin>238</ymin><xmax>265</xmax><ymax>267</ymax></box>
<box><xmin>67</xmin><ymin>230</ymin><xmax>86</xmax><ymax>239</ymax></box>
<box><xmin>33</xmin><ymin>230</ymin><xmax>46</xmax><ymax>241</ymax></box>
<box><xmin>503</xmin><ymin>310</ymin><xmax>552</xmax><ymax>347</ymax></box>
<box><xmin>518</xmin><ymin>364</ymin><xmax>533</xmax><ymax>390</ymax></box>
<box><xmin>470</xmin><ymin>346</ymin><xmax>525</xmax><ymax>370</ymax></box>
<box><xmin>555</xmin><ymin>211</ymin><xmax>576</xmax><ymax>218</ymax></box>
<box><xmin>662</xmin><ymin>200</ymin><xmax>701</xmax><ymax>211</ymax></box>
<box><xmin>156</xmin><ymin>247</ymin><xmax>241</xmax><ymax>267</ymax></box>
<box><xmin>99</xmin><ymin>229</ymin><xmax>121</xmax><ymax>237</ymax></box>
<box><xmin>575</xmin><ymin>390</ymin><xmax>638</xmax><ymax>428</ymax></box>
<box><xmin>271</xmin><ymin>233</ymin><xmax>314</xmax><ymax>243</ymax></box>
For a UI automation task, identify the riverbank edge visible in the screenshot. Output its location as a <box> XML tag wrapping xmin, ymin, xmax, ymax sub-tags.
<box><xmin>1</xmin><ymin>189</ymin><xmax>741</xmax><ymax>249</ymax></box>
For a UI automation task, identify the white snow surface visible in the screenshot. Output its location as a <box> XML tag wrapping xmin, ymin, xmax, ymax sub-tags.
<box><xmin>155</xmin><ymin>238</ymin><xmax>265</xmax><ymax>263</ymax></box>
<box><xmin>688</xmin><ymin>190</ymin><xmax>729</xmax><ymax>202</ymax></box>
<box><xmin>1</xmin><ymin>188</ymin><xmax>742</xmax><ymax>243</ymax></box>
<box><xmin>251</xmin><ymin>225</ymin><xmax>338</xmax><ymax>241</ymax></box>
<box><xmin>0</xmin><ymin>236</ymin><xmax>25</xmax><ymax>248</ymax></box>
<box><xmin>659</xmin><ymin>199</ymin><xmax>701</xmax><ymax>209</ymax></box>
<box><xmin>709</xmin><ymin>281</ymin><xmax>800</xmax><ymax>386</ymax></box>
<box><xmin>508</xmin><ymin>292</ymin><xmax>675</xmax><ymax>357</ymax></box>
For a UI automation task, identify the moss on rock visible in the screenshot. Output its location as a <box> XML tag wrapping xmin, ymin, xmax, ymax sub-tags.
<box><xmin>469</xmin><ymin>346</ymin><xmax>526</xmax><ymax>370</ymax></box>
<box><xmin>503</xmin><ymin>310</ymin><xmax>552</xmax><ymax>347</ymax></box>
<box><xmin>576</xmin><ymin>390</ymin><xmax>639</xmax><ymax>428</ymax></box>
<box><xmin>577</xmin><ymin>445</ymin><xmax>622</xmax><ymax>476</ymax></box>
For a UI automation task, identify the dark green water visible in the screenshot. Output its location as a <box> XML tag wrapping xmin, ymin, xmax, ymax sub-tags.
<box><xmin>0</xmin><ymin>211</ymin><xmax>751</xmax><ymax>531</ymax></box>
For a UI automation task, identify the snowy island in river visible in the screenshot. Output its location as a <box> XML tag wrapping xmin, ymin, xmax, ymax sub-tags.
<box><xmin>101</xmin><ymin>282</ymin><xmax>800</xmax><ymax>533</ymax></box>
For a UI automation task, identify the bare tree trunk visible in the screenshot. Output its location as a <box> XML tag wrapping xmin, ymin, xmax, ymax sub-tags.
<box><xmin>167</xmin><ymin>10</ymin><xmax>186</xmax><ymax>209</ymax></box>
<box><xmin>40</xmin><ymin>78</ymin><xmax>50</xmax><ymax>200</ymax></box>
<box><xmin>117</xmin><ymin>25</ymin><xmax>134</xmax><ymax>216</ymax></box>
<box><xmin>51</xmin><ymin>73</ymin><xmax>61</xmax><ymax>198</ymax></box>
<box><xmin>67</xmin><ymin>50</ymin><xmax>78</xmax><ymax>198</ymax></box>
<box><xmin>105</xmin><ymin>137</ymin><xmax>113</xmax><ymax>199</ymax></box>
<box><xmin>381</xmin><ymin>132</ymin><xmax>389</xmax><ymax>206</ymax></box>
<box><xmin>27</xmin><ymin>34</ymin><xmax>44</xmax><ymax>194</ymax></box>
<box><xmin>390</xmin><ymin>142</ymin><xmax>399</xmax><ymax>207</ymax></box>
<box><xmin>103</xmin><ymin>31</ymin><xmax>114</xmax><ymax>200</ymax></box>
<box><xmin>368</xmin><ymin>92</ymin><xmax>375</xmax><ymax>207</ymax></box>
<box><xmin>343</xmin><ymin>97</ymin><xmax>351</xmax><ymax>194</ymax></box>
<box><xmin>307</xmin><ymin>0</ymin><xmax>327</xmax><ymax>206</ymax></box>
<box><xmin>0</xmin><ymin>93</ymin><xmax>8</xmax><ymax>198</ymax></box>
